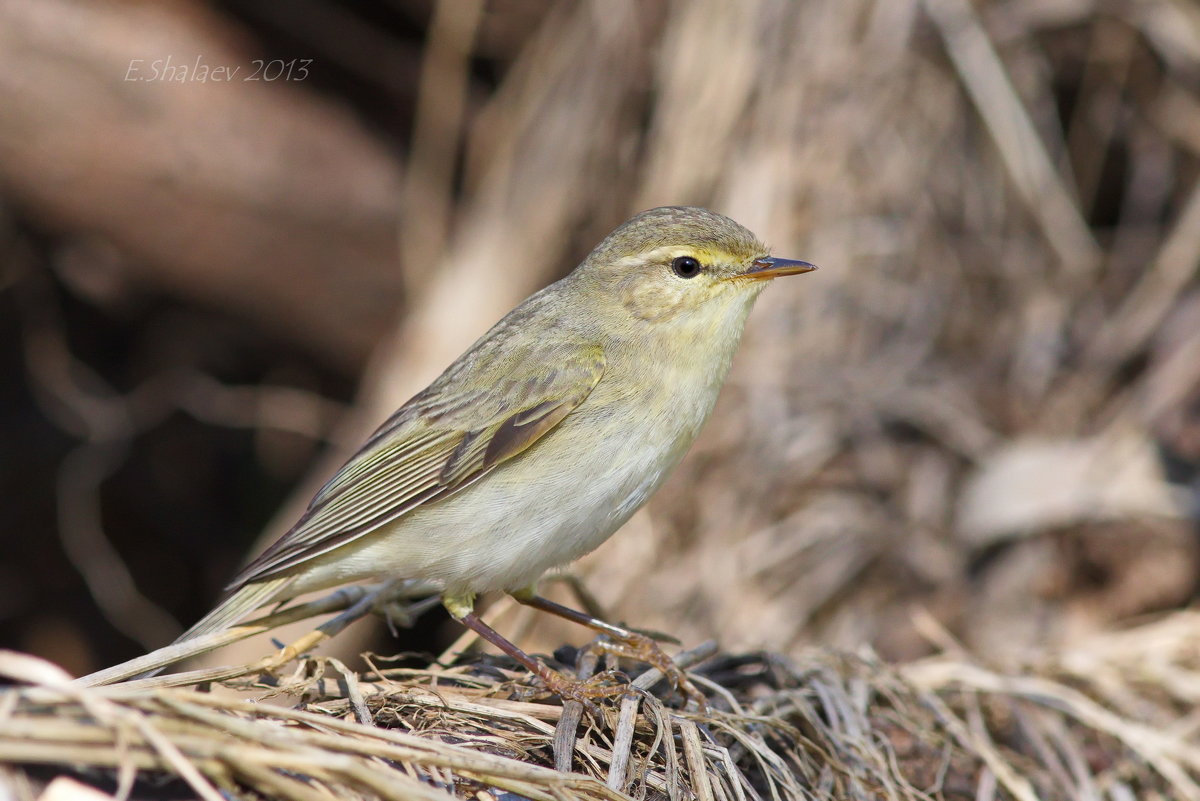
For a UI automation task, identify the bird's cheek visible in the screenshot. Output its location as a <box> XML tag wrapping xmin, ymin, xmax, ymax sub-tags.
<box><xmin>618</xmin><ymin>280</ymin><xmax>687</xmax><ymax>323</ymax></box>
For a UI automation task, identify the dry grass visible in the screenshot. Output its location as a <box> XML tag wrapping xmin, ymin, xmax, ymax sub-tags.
<box><xmin>543</xmin><ymin>0</ymin><xmax>1200</xmax><ymax>663</ymax></box>
<box><xmin>10</xmin><ymin>606</ymin><xmax>1200</xmax><ymax>800</ymax></box>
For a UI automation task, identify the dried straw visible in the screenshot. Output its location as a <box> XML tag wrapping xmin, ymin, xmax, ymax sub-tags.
<box><xmin>10</xmin><ymin>605</ymin><xmax>1200</xmax><ymax>800</ymax></box>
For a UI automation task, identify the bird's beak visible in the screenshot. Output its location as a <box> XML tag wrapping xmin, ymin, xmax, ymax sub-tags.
<box><xmin>736</xmin><ymin>256</ymin><xmax>818</xmax><ymax>281</ymax></box>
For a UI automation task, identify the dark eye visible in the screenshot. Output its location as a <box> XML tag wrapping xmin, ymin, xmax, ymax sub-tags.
<box><xmin>671</xmin><ymin>256</ymin><xmax>702</xmax><ymax>278</ymax></box>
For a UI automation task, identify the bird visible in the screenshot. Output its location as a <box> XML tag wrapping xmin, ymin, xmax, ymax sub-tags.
<box><xmin>84</xmin><ymin>206</ymin><xmax>816</xmax><ymax>704</ymax></box>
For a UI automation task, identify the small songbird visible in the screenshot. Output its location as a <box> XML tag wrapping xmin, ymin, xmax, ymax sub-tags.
<box><xmin>89</xmin><ymin>206</ymin><xmax>816</xmax><ymax>703</ymax></box>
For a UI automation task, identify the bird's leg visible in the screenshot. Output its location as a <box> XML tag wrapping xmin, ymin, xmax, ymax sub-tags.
<box><xmin>509</xmin><ymin>588</ymin><xmax>707</xmax><ymax>709</ymax></box>
<box><xmin>442</xmin><ymin>592</ymin><xmax>627</xmax><ymax>710</ymax></box>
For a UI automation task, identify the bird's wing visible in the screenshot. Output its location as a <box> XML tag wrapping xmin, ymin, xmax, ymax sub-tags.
<box><xmin>226</xmin><ymin>341</ymin><xmax>606</xmax><ymax>589</ymax></box>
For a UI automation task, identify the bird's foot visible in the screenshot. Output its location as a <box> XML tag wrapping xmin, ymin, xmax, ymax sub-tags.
<box><xmin>587</xmin><ymin>632</ymin><xmax>707</xmax><ymax>711</ymax></box>
<box><xmin>530</xmin><ymin>664</ymin><xmax>631</xmax><ymax>715</ymax></box>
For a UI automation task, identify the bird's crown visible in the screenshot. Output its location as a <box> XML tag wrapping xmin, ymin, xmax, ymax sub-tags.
<box><xmin>587</xmin><ymin>206</ymin><xmax>767</xmax><ymax>270</ymax></box>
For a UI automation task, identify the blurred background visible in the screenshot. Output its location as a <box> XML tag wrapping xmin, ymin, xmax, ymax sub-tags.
<box><xmin>2</xmin><ymin>0</ymin><xmax>1200</xmax><ymax>679</ymax></box>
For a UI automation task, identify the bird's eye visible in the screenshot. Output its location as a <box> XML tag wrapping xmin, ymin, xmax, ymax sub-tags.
<box><xmin>671</xmin><ymin>256</ymin><xmax>702</xmax><ymax>279</ymax></box>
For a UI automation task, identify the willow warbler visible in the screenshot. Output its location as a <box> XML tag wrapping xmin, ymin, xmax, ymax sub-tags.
<box><xmin>100</xmin><ymin>206</ymin><xmax>815</xmax><ymax>702</ymax></box>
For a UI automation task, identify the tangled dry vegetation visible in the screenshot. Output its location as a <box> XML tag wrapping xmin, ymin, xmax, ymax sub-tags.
<box><xmin>564</xmin><ymin>0</ymin><xmax>1200</xmax><ymax>666</ymax></box>
<box><xmin>9</xmin><ymin>606</ymin><xmax>1200</xmax><ymax>800</ymax></box>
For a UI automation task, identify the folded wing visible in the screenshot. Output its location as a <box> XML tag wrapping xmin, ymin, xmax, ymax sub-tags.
<box><xmin>226</xmin><ymin>340</ymin><xmax>606</xmax><ymax>590</ymax></box>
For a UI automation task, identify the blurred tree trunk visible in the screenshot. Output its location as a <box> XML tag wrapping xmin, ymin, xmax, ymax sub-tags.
<box><xmin>0</xmin><ymin>0</ymin><xmax>405</xmax><ymax>369</ymax></box>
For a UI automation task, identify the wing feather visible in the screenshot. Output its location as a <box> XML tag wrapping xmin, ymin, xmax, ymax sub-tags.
<box><xmin>226</xmin><ymin>342</ymin><xmax>605</xmax><ymax>589</ymax></box>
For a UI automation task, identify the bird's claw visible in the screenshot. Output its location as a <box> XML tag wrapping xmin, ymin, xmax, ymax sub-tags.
<box><xmin>586</xmin><ymin>632</ymin><xmax>707</xmax><ymax>711</ymax></box>
<box><xmin>532</xmin><ymin>665</ymin><xmax>630</xmax><ymax>716</ymax></box>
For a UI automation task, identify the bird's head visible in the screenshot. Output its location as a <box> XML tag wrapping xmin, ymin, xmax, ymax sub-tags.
<box><xmin>576</xmin><ymin>206</ymin><xmax>816</xmax><ymax>326</ymax></box>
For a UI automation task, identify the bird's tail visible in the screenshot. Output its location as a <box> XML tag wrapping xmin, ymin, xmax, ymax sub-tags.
<box><xmin>173</xmin><ymin>576</ymin><xmax>294</xmax><ymax>644</ymax></box>
<box><xmin>76</xmin><ymin>576</ymin><xmax>294</xmax><ymax>686</ymax></box>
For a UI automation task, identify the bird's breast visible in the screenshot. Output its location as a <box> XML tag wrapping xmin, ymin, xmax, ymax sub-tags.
<box><xmin>316</xmin><ymin>332</ymin><xmax>733</xmax><ymax>596</ymax></box>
